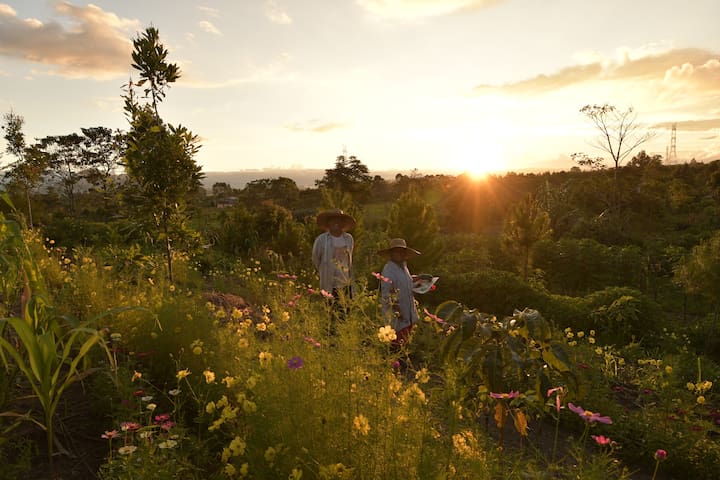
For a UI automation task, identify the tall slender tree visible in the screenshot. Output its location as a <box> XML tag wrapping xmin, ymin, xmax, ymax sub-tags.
<box><xmin>122</xmin><ymin>27</ymin><xmax>204</xmax><ymax>283</ymax></box>
<box><xmin>579</xmin><ymin>103</ymin><xmax>654</xmax><ymax>207</ymax></box>
<box><xmin>1</xmin><ymin>111</ymin><xmax>47</xmax><ymax>227</ymax></box>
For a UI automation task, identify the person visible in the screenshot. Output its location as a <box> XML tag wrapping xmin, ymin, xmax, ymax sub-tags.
<box><xmin>312</xmin><ymin>209</ymin><xmax>356</xmax><ymax>329</ymax></box>
<box><xmin>377</xmin><ymin>238</ymin><xmax>420</xmax><ymax>348</ymax></box>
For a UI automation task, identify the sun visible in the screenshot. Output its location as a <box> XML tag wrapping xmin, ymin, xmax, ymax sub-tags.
<box><xmin>452</xmin><ymin>141</ymin><xmax>507</xmax><ymax>180</ymax></box>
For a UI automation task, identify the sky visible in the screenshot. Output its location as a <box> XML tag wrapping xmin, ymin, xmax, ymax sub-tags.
<box><xmin>1</xmin><ymin>0</ymin><xmax>719</xmax><ymax>178</ymax></box>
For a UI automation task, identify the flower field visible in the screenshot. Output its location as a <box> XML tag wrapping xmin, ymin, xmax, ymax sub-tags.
<box><xmin>1</xmin><ymin>210</ymin><xmax>718</xmax><ymax>480</ymax></box>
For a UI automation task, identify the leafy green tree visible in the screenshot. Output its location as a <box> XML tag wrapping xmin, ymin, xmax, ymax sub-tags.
<box><xmin>675</xmin><ymin>231</ymin><xmax>720</xmax><ymax>313</ymax></box>
<box><xmin>315</xmin><ymin>153</ymin><xmax>372</xmax><ymax>200</ymax></box>
<box><xmin>81</xmin><ymin>126</ymin><xmax>124</xmax><ymax>210</ymax></box>
<box><xmin>1</xmin><ymin>111</ymin><xmax>47</xmax><ymax>227</ymax></box>
<box><xmin>502</xmin><ymin>193</ymin><xmax>552</xmax><ymax>281</ymax></box>
<box><xmin>122</xmin><ymin>27</ymin><xmax>204</xmax><ymax>283</ymax></box>
<box><xmin>385</xmin><ymin>185</ymin><xmax>443</xmax><ymax>273</ymax></box>
<box><xmin>37</xmin><ymin>133</ymin><xmax>85</xmax><ymax>214</ymax></box>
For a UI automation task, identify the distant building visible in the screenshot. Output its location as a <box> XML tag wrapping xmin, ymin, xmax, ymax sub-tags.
<box><xmin>216</xmin><ymin>196</ymin><xmax>238</xmax><ymax>208</ymax></box>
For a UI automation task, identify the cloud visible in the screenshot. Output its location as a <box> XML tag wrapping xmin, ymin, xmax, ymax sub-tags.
<box><xmin>198</xmin><ymin>20</ymin><xmax>222</xmax><ymax>35</ymax></box>
<box><xmin>285</xmin><ymin>120</ymin><xmax>346</xmax><ymax>133</ymax></box>
<box><xmin>473</xmin><ymin>47</ymin><xmax>719</xmax><ymax>96</ymax></box>
<box><xmin>0</xmin><ymin>2</ymin><xmax>139</xmax><ymax>79</ymax></box>
<box><xmin>197</xmin><ymin>6</ymin><xmax>220</xmax><ymax>18</ymax></box>
<box><xmin>356</xmin><ymin>0</ymin><xmax>500</xmax><ymax>21</ymax></box>
<box><xmin>653</xmin><ymin>118</ymin><xmax>720</xmax><ymax>132</ymax></box>
<box><xmin>265</xmin><ymin>0</ymin><xmax>292</xmax><ymax>24</ymax></box>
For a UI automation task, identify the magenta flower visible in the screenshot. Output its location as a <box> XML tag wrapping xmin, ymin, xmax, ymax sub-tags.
<box><xmin>391</xmin><ymin>360</ymin><xmax>401</xmax><ymax>369</ymax></box>
<box><xmin>423</xmin><ymin>308</ymin><xmax>446</xmax><ymax>325</ymax></box>
<box><xmin>568</xmin><ymin>403</ymin><xmax>612</xmax><ymax>424</ymax></box>
<box><xmin>287</xmin><ymin>356</ymin><xmax>305</xmax><ymax>369</ymax></box>
<box><xmin>490</xmin><ymin>391</ymin><xmax>520</xmax><ymax>400</ymax></box>
<box><xmin>546</xmin><ymin>386</ymin><xmax>565</xmax><ymax>413</ymax></box>
<box><xmin>654</xmin><ymin>449</ymin><xmax>667</xmax><ymax>461</ymax></box>
<box><xmin>277</xmin><ymin>273</ymin><xmax>298</xmax><ymax>280</ymax></box>
<box><xmin>154</xmin><ymin>413</ymin><xmax>171</xmax><ymax>423</ymax></box>
<box><xmin>161</xmin><ymin>420</ymin><xmax>175</xmax><ymax>431</ymax></box>
<box><xmin>591</xmin><ymin>434</ymin><xmax>611</xmax><ymax>446</ymax></box>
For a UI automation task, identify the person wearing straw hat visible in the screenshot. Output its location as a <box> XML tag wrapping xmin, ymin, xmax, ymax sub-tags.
<box><xmin>312</xmin><ymin>209</ymin><xmax>356</xmax><ymax>328</ymax></box>
<box><xmin>377</xmin><ymin>238</ymin><xmax>421</xmax><ymax>347</ymax></box>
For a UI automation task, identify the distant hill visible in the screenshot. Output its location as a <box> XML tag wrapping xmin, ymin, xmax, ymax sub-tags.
<box><xmin>200</xmin><ymin>168</ymin><xmax>454</xmax><ymax>190</ymax></box>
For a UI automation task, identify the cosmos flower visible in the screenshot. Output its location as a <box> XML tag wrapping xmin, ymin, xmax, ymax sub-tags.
<box><xmin>568</xmin><ymin>403</ymin><xmax>612</xmax><ymax>424</ymax></box>
<box><xmin>287</xmin><ymin>356</ymin><xmax>305</xmax><ymax>369</ymax></box>
<box><xmin>490</xmin><ymin>391</ymin><xmax>520</xmax><ymax>400</ymax></box>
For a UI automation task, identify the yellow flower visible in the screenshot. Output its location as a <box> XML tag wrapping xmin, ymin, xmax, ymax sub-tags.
<box><xmin>131</xmin><ymin>370</ymin><xmax>142</xmax><ymax>382</ymax></box>
<box><xmin>665</xmin><ymin>366</ymin><xmax>673</xmax><ymax>374</ymax></box>
<box><xmin>256</xmin><ymin>322</ymin><xmax>267</xmax><ymax>332</ymax></box>
<box><xmin>289</xmin><ymin>467</ymin><xmax>303</xmax><ymax>480</ymax></box>
<box><xmin>205</xmin><ymin>401</ymin><xmax>216</xmax><ymax>414</ymax></box>
<box><xmin>697</xmin><ymin>396</ymin><xmax>706</xmax><ymax>404</ymax></box>
<box><xmin>281</xmin><ymin>311</ymin><xmax>290</xmax><ymax>322</ymax></box>
<box><xmin>222</xmin><ymin>376</ymin><xmax>236</xmax><ymax>388</ymax></box>
<box><xmin>224</xmin><ymin>464</ymin><xmax>236</xmax><ymax>476</ymax></box>
<box><xmin>577</xmin><ymin>331</ymin><xmax>585</xmax><ymax>338</ymax></box>
<box><xmin>177</xmin><ymin>369</ymin><xmax>191</xmax><ymax>380</ymax></box>
<box><xmin>687</xmin><ymin>382</ymin><xmax>695</xmax><ymax>391</ymax></box>
<box><xmin>259</xmin><ymin>351</ymin><xmax>273</xmax><ymax>365</ymax></box>
<box><xmin>204</xmin><ymin>369</ymin><xmax>216</xmax><ymax>383</ymax></box>
<box><xmin>352</xmin><ymin>414</ymin><xmax>370</xmax><ymax>436</ymax></box>
<box><xmin>264</xmin><ymin>446</ymin><xmax>277</xmax><ymax>463</ymax></box>
<box><xmin>377</xmin><ymin>325</ymin><xmax>397</xmax><ymax>343</ymax></box>
<box><xmin>229</xmin><ymin>436</ymin><xmax>246</xmax><ymax>456</ymax></box>
<box><xmin>588</xmin><ymin>337</ymin><xmax>596</xmax><ymax>344</ymax></box>
<box><xmin>590</xmin><ymin>330</ymin><xmax>596</xmax><ymax>336</ymax></box>
<box><xmin>415</xmin><ymin>368</ymin><xmax>430</xmax><ymax>384</ymax></box>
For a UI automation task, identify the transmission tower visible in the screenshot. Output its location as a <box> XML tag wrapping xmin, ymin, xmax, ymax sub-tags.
<box><xmin>667</xmin><ymin>123</ymin><xmax>677</xmax><ymax>163</ymax></box>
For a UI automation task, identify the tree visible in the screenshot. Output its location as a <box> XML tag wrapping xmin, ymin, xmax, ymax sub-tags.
<box><xmin>502</xmin><ymin>193</ymin><xmax>552</xmax><ymax>281</ymax></box>
<box><xmin>81</xmin><ymin>127</ymin><xmax>124</xmax><ymax>209</ymax></box>
<box><xmin>315</xmin><ymin>153</ymin><xmax>372</xmax><ymax>200</ymax></box>
<box><xmin>122</xmin><ymin>27</ymin><xmax>204</xmax><ymax>283</ymax></box>
<box><xmin>579</xmin><ymin>103</ymin><xmax>654</xmax><ymax>205</ymax></box>
<box><xmin>675</xmin><ymin>231</ymin><xmax>720</xmax><ymax>315</ymax></box>
<box><xmin>385</xmin><ymin>185</ymin><xmax>443</xmax><ymax>273</ymax></box>
<box><xmin>1</xmin><ymin>111</ymin><xmax>47</xmax><ymax>227</ymax></box>
<box><xmin>37</xmin><ymin>133</ymin><xmax>85</xmax><ymax>214</ymax></box>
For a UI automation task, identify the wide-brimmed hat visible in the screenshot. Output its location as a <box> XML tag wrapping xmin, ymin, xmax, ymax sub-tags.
<box><xmin>316</xmin><ymin>209</ymin><xmax>356</xmax><ymax>230</ymax></box>
<box><xmin>377</xmin><ymin>238</ymin><xmax>421</xmax><ymax>256</ymax></box>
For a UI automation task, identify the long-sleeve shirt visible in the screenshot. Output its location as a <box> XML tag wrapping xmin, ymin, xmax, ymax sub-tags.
<box><xmin>312</xmin><ymin>232</ymin><xmax>354</xmax><ymax>293</ymax></box>
<box><xmin>380</xmin><ymin>260</ymin><xmax>419</xmax><ymax>332</ymax></box>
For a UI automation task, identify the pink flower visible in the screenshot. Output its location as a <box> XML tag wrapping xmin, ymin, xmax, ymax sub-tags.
<box><xmin>546</xmin><ymin>386</ymin><xmax>565</xmax><ymax>413</ymax></box>
<box><xmin>423</xmin><ymin>308</ymin><xmax>446</xmax><ymax>325</ymax></box>
<box><xmin>391</xmin><ymin>360</ymin><xmax>401</xmax><ymax>369</ymax></box>
<box><xmin>372</xmin><ymin>272</ymin><xmax>392</xmax><ymax>283</ymax></box>
<box><xmin>568</xmin><ymin>403</ymin><xmax>612</xmax><ymax>424</ymax></box>
<box><xmin>654</xmin><ymin>449</ymin><xmax>667</xmax><ymax>461</ymax></box>
<box><xmin>154</xmin><ymin>413</ymin><xmax>171</xmax><ymax>423</ymax></box>
<box><xmin>101</xmin><ymin>430</ymin><xmax>118</xmax><ymax>439</ymax></box>
<box><xmin>490</xmin><ymin>391</ymin><xmax>520</xmax><ymax>400</ymax></box>
<box><xmin>120</xmin><ymin>421</ymin><xmax>140</xmax><ymax>432</ymax></box>
<box><xmin>161</xmin><ymin>420</ymin><xmax>175</xmax><ymax>431</ymax></box>
<box><xmin>277</xmin><ymin>273</ymin><xmax>298</xmax><ymax>280</ymax></box>
<box><xmin>320</xmin><ymin>289</ymin><xmax>334</xmax><ymax>299</ymax></box>
<box><xmin>304</xmin><ymin>336</ymin><xmax>321</xmax><ymax>348</ymax></box>
<box><xmin>591</xmin><ymin>435</ymin><xmax>611</xmax><ymax>446</ymax></box>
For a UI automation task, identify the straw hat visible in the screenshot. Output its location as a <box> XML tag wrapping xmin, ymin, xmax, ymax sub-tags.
<box><xmin>377</xmin><ymin>238</ymin><xmax>421</xmax><ymax>256</ymax></box>
<box><xmin>316</xmin><ymin>209</ymin><xmax>356</xmax><ymax>230</ymax></box>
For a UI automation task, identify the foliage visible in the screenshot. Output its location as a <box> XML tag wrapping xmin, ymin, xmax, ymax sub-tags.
<box><xmin>122</xmin><ymin>27</ymin><xmax>204</xmax><ymax>283</ymax></box>
<box><xmin>439</xmin><ymin>302</ymin><xmax>579</xmax><ymax>406</ymax></box>
<box><xmin>501</xmin><ymin>193</ymin><xmax>552</xmax><ymax>280</ymax></box>
<box><xmin>675</xmin><ymin>230</ymin><xmax>720</xmax><ymax>310</ymax></box>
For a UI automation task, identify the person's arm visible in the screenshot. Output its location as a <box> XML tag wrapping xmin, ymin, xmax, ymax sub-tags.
<box><xmin>311</xmin><ymin>234</ymin><xmax>324</xmax><ymax>270</ymax></box>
